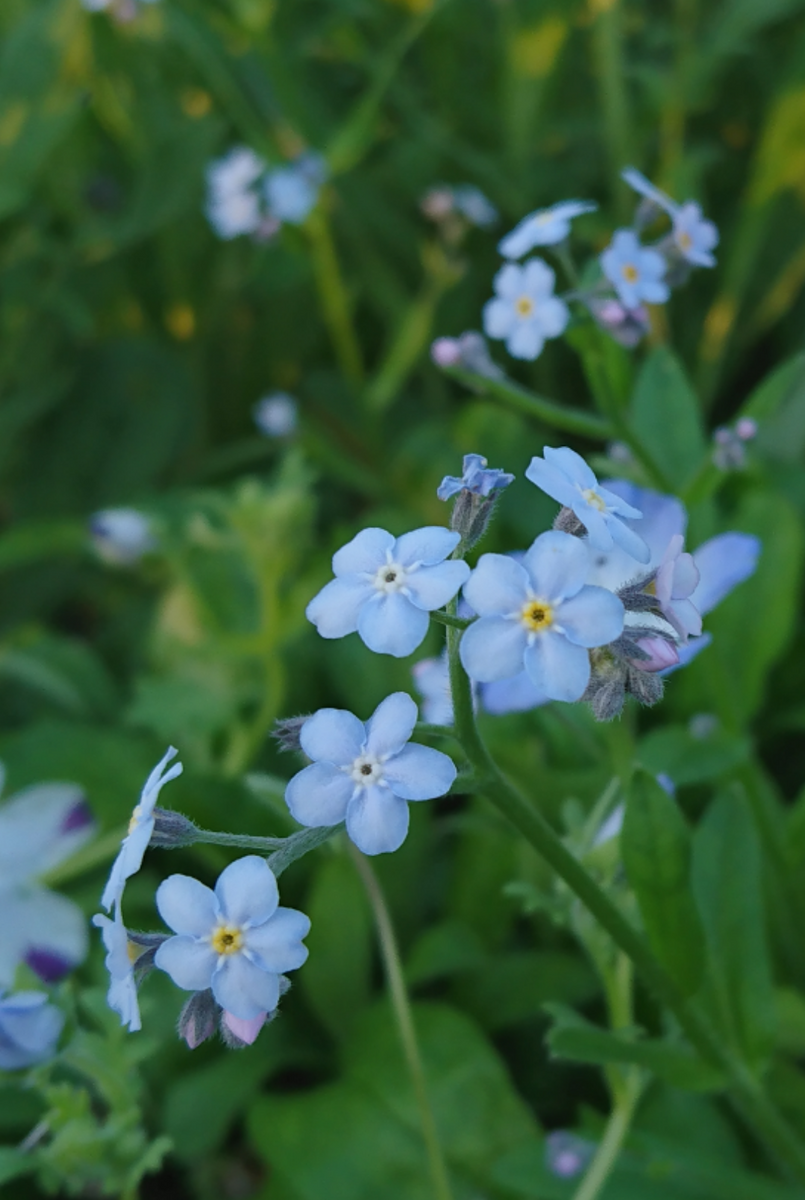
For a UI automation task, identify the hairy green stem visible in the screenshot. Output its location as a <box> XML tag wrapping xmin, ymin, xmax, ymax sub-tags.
<box><xmin>266</xmin><ymin>824</ymin><xmax>343</xmax><ymax>877</ymax></box>
<box><xmin>447</xmin><ymin>368</ymin><xmax>611</xmax><ymax>440</ymax></box>
<box><xmin>350</xmin><ymin>847</ymin><xmax>455</xmax><ymax>1200</ymax></box>
<box><xmin>193</xmin><ymin>829</ymin><xmax>287</xmax><ymax>852</ymax></box>
<box><xmin>446</xmin><ymin>627</ymin><xmax>805</xmax><ymax>1184</ymax></box>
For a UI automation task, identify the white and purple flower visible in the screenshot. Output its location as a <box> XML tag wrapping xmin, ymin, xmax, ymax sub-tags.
<box><xmin>306</xmin><ymin>526</ymin><xmax>470</xmax><ymax>658</ymax></box>
<box><xmin>285</xmin><ymin>692</ymin><xmax>457</xmax><ymax>855</ymax></box>
<box><xmin>483</xmin><ymin>260</ymin><xmax>569</xmax><ymax>361</ymax></box>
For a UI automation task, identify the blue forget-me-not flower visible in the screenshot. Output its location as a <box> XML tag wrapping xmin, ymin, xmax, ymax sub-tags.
<box><xmin>483</xmin><ymin>260</ymin><xmax>569</xmax><ymax>360</ymax></box>
<box><xmin>89</xmin><ymin>508</ymin><xmax>155</xmax><ymax>566</ymax></box>
<box><xmin>154</xmin><ymin>856</ymin><xmax>310</xmax><ymax>1022</ymax></box>
<box><xmin>206</xmin><ymin>146</ymin><xmax>266</xmax><ymax>240</ymax></box>
<box><xmin>285</xmin><ymin>692</ymin><xmax>457</xmax><ymax>855</ymax></box>
<box><xmin>253</xmin><ymin>392</ymin><xmax>298</xmax><ymax>438</ymax></box>
<box><xmin>92</xmin><ymin>912</ymin><xmax>142</xmax><ymax>1033</ymax></box>
<box><xmin>0</xmin><ymin>774</ymin><xmax>95</xmax><ymax>987</ymax></box>
<box><xmin>265</xmin><ymin>153</ymin><xmax>327</xmax><ymax>226</ymax></box>
<box><xmin>459</xmin><ymin>531</ymin><xmax>624</xmax><ymax>703</ymax></box>
<box><xmin>101</xmin><ymin>747</ymin><xmax>183</xmax><ymax>913</ymax></box>
<box><xmin>498</xmin><ymin>199</ymin><xmax>597</xmax><ymax>259</ymax></box>
<box><xmin>600</xmin><ymin>229</ymin><xmax>669</xmax><ymax>309</ymax></box>
<box><xmin>0</xmin><ymin>990</ymin><xmax>64</xmax><ymax>1070</ymax></box>
<box><xmin>622</xmin><ymin>167</ymin><xmax>718</xmax><ymax>268</ymax></box>
<box><xmin>306</xmin><ymin>527</ymin><xmax>470</xmax><ymax>658</ymax></box>
<box><xmin>526</xmin><ymin>447</ymin><xmax>650</xmax><ymax>563</ymax></box>
<box><xmin>437</xmin><ymin>453</ymin><xmax>515</xmax><ymax>501</ymax></box>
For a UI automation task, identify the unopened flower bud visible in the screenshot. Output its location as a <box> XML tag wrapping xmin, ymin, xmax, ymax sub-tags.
<box><xmin>736</xmin><ymin>417</ymin><xmax>757</xmax><ymax>441</ymax></box>
<box><xmin>431</xmin><ymin>337</ymin><xmax>461</xmax><ymax>367</ymax></box>
<box><xmin>178</xmin><ymin>989</ymin><xmax>219</xmax><ymax>1050</ymax></box>
<box><xmin>586</xmin><ymin>297</ymin><xmax>650</xmax><ymax>348</ymax></box>
<box><xmin>150</xmin><ymin>808</ymin><xmax>200</xmax><ymax>848</ymax></box>
<box><xmin>628</xmin><ymin>636</ymin><xmax>679</xmax><ymax>672</ymax></box>
<box><xmin>220</xmin><ymin>1010</ymin><xmax>269</xmax><ymax>1048</ymax></box>
<box><xmin>271</xmin><ymin>715</ymin><xmax>310</xmax><ymax>753</ymax></box>
<box><xmin>545</xmin><ymin>1131</ymin><xmax>595</xmax><ymax>1179</ymax></box>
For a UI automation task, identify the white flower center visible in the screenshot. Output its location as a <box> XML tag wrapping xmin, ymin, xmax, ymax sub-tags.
<box><xmin>372</xmin><ymin>559</ymin><xmax>409</xmax><ymax>594</ymax></box>
<box><xmin>581</xmin><ymin>487</ymin><xmax>607</xmax><ymax>512</ymax></box>
<box><xmin>347</xmin><ymin>754</ymin><xmax>385</xmax><ymax>788</ymax></box>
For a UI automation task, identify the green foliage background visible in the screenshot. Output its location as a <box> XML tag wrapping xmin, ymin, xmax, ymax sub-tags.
<box><xmin>2</xmin><ymin>0</ymin><xmax>805</xmax><ymax>1197</ymax></box>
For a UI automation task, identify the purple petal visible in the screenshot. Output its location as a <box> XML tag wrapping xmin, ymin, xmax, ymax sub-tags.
<box><xmin>16</xmin><ymin>887</ymin><xmax>88</xmax><ymax>973</ymax></box>
<box><xmin>215</xmin><ymin>856</ymin><xmax>279</xmax><ymax>927</ymax></box>
<box><xmin>383</xmin><ymin>744</ymin><xmax>456</xmax><ymax>800</ymax></box>
<box><xmin>212</xmin><ymin>954</ymin><xmax>280</xmax><ymax>1021</ymax></box>
<box><xmin>405</xmin><ymin>560</ymin><xmax>470</xmax><ymax>611</ymax></box>
<box><xmin>25</xmin><ymin>948</ymin><xmax>73</xmax><ymax>984</ymax></box>
<box><xmin>365</xmin><ymin>692</ymin><xmax>417</xmax><ymax>758</ymax></box>
<box><xmin>285</xmin><ymin>761</ymin><xmax>353</xmax><ymax>827</ymax></box>
<box><xmin>463</xmin><ymin>554</ymin><xmax>528</xmax><ymax>616</ymax></box>
<box><xmin>300</xmin><ymin>708</ymin><xmax>365</xmax><ymax>765</ymax></box>
<box><xmin>358</xmin><ymin>593</ymin><xmax>429</xmax><ymax>657</ymax></box>
<box><xmin>156</xmin><ymin>874</ymin><xmax>217</xmax><ymax>936</ymax></box>
<box><xmin>558</xmin><ymin>586</ymin><xmax>624</xmax><ymax>647</ymax></box>
<box><xmin>246</xmin><ymin>908</ymin><xmax>311</xmax><ymax>973</ymax></box>
<box><xmin>393</xmin><ymin>527</ymin><xmax>460</xmax><ymax>567</ymax></box>
<box><xmin>346</xmin><ymin>787</ymin><xmax>410</xmax><ymax>855</ymax></box>
<box><xmin>306</xmin><ymin>576</ymin><xmax>373</xmax><ymax>638</ymax></box>
<box><xmin>332</xmin><ymin>528</ymin><xmax>394</xmax><ymax>575</ymax></box>
<box><xmin>154</xmin><ymin>936</ymin><xmax>217</xmax><ymax>991</ymax></box>
<box><xmin>459</xmin><ymin>616</ymin><xmax>528</xmax><ymax>682</ymax></box>
<box><xmin>523</xmin><ymin>531</ymin><xmax>589</xmax><ymax>601</ymax></box>
<box><xmin>524</xmin><ymin>634</ymin><xmax>591</xmax><ymax>702</ymax></box>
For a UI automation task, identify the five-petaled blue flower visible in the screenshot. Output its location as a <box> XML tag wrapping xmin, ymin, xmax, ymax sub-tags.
<box><xmin>306</xmin><ymin>527</ymin><xmax>470</xmax><ymax>658</ymax></box>
<box><xmin>101</xmin><ymin>747</ymin><xmax>183</xmax><ymax>913</ymax></box>
<box><xmin>459</xmin><ymin>532</ymin><xmax>624</xmax><ymax>703</ymax></box>
<box><xmin>600</xmin><ymin>229</ymin><xmax>669</xmax><ymax>309</ymax></box>
<box><xmin>285</xmin><ymin>692</ymin><xmax>457</xmax><ymax>855</ymax></box>
<box><xmin>437</xmin><ymin>453</ymin><xmax>515</xmax><ymax>501</ymax></box>
<box><xmin>483</xmin><ymin>260</ymin><xmax>569</xmax><ymax>361</ymax></box>
<box><xmin>265</xmin><ymin>153</ymin><xmax>327</xmax><ymax>225</ymax></box>
<box><xmin>154</xmin><ymin>856</ymin><xmax>310</xmax><ymax>1022</ymax></box>
<box><xmin>498</xmin><ymin>199</ymin><xmax>597</xmax><ymax>259</ymax></box>
<box><xmin>92</xmin><ymin>912</ymin><xmax>142</xmax><ymax>1033</ymax></box>
<box><xmin>526</xmin><ymin>446</ymin><xmax>650</xmax><ymax>563</ymax></box>
<box><xmin>622</xmin><ymin>167</ymin><xmax>718</xmax><ymax>268</ymax></box>
<box><xmin>0</xmin><ymin>990</ymin><xmax>64</xmax><ymax>1070</ymax></box>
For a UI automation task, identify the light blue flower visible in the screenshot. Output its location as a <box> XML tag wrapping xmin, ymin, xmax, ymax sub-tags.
<box><xmin>154</xmin><ymin>856</ymin><xmax>310</xmax><ymax>1022</ymax></box>
<box><xmin>285</xmin><ymin>693</ymin><xmax>457</xmax><ymax>855</ymax></box>
<box><xmin>499</xmin><ymin>200</ymin><xmax>597</xmax><ymax>259</ymax></box>
<box><xmin>412</xmin><ymin>653</ymin><xmax>454</xmax><ymax>726</ymax></box>
<box><xmin>265</xmin><ymin>153</ymin><xmax>327</xmax><ymax>226</ymax></box>
<box><xmin>92</xmin><ymin>913</ymin><xmax>141</xmax><ymax>1033</ymax></box>
<box><xmin>205</xmin><ymin>147</ymin><xmax>266</xmax><ymax>240</ymax></box>
<box><xmin>483</xmin><ymin>260</ymin><xmax>569</xmax><ymax>360</ymax></box>
<box><xmin>89</xmin><ymin>508</ymin><xmax>155</xmax><ymax>566</ymax></box>
<box><xmin>253</xmin><ymin>392</ymin><xmax>298</xmax><ymax>438</ymax></box>
<box><xmin>0</xmin><ymin>991</ymin><xmax>64</xmax><ymax>1070</ymax></box>
<box><xmin>101</xmin><ymin>748</ymin><xmax>183</xmax><ymax>913</ymax></box>
<box><xmin>0</xmin><ymin>776</ymin><xmax>95</xmax><ymax>987</ymax></box>
<box><xmin>437</xmin><ymin>453</ymin><xmax>515</xmax><ymax>501</ymax></box>
<box><xmin>453</xmin><ymin>185</ymin><xmax>498</xmax><ymax>229</ymax></box>
<box><xmin>622</xmin><ymin>167</ymin><xmax>718</xmax><ymax>267</ymax></box>
<box><xmin>600</xmin><ymin>229</ymin><xmax>669</xmax><ymax>309</ymax></box>
<box><xmin>481</xmin><ymin>670</ymin><xmax>549</xmax><ymax>714</ymax></box>
<box><xmin>526</xmin><ymin>447</ymin><xmax>650</xmax><ymax>563</ymax></box>
<box><xmin>459</xmin><ymin>531</ymin><xmax>624</xmax><ymax>702</ymax></box>
<box><xmin>306</xmin><ymin>527</ymin><xmax>470</xmax><ymax>658</ymax></box>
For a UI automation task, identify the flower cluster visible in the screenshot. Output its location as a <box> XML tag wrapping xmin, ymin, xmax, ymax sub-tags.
<box><xmin>206</xmin><ymin>147</ymin><xmax>327</xmax><ymax>242</ymax></box>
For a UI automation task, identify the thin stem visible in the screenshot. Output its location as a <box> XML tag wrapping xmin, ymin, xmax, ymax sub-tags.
<box><xmin>571</xmin><ymin>1069</ymin><xmax>642</xmax><ymax>1200</ymax></box>
<box><xmin>307</xmin><ymin>209</ymin><xmax>364</xmax><ymax>385</ymax></box>
<box><xmin>430</xmin><ymin>610</ymin><xmax>472</xmax><ymax>630</ymax></box>
<box><xmin>350</xmin><ymin>847</ymin><xmax>454</xmax><ymax>1200</ymax></box>
<box><xmin>267</xmin><ymin>824</ymin><xmax>343</xmax><ymax>878</ymax></box>
<box><xmin>446</xmin><ymin>368</ymin><xmax>611</xmax><ymax>440</ymax></box>
<box><xmin>193</xmin><ymin>829</ymin><xmax>287</xmax><ymax>852</ymax></box>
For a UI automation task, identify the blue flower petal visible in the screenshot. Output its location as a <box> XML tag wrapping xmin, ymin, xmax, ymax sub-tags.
<box><xmin>300</xmin><ymin>708</ymin><xmax>365</xmax><ymax>765</ymax></box>
<box><xmin>459</xmin><ymin>616</ymin><xmax>528</xmax><ymax>682</ymax></box>
<box><xmin>365</xmin><ymin>692</ymin><xmax>418</xmax><ymax>759</ymax></box>
<box><xmin>285</xmin><ymin>761</ymin><xmax>353</xmax><ymax>827</ymax></box>
<box><xmin>332</xmin><ymin>528</ymin><xmax>395</xmax><ymax>575</ymax></box>
<box><xmin>394</xmin><ymin>527</ymin><xmax>460</xmax><ymax>567</ymax></box>
<box><xmin>346</xmin><ymin>787</ymin><xmax>410</xmax><ymax>855</ymax></box>
<box><xmin>156</xmin><ymin>874</ymin><xmax>217</xmax><ymax>936</ymax></box>
<box><xmin>691</xmin><ymin>533</ymin><xmax>760</xmax><ymax>615</ymax></box>
<box><xmin>306</xmin><ymin>576</ymin><xmax>373</xmax><ymax>638</ymax></box>
<box><xmin>215</xmin><ymin>856</ymin><xmax>279</xmax><ymax>927</ymax></box>
<box><xmin>507</xmin><ymin>322</ymin><xmax>545</xmax><ymax>360</ymax></box>
<box><xmin>524</xmin><ymin>633</ymin><xmax>591</xmax><ymax>702</ymax></box>
<box><xmin>212</xmin><ymin>953</ymin><xmax>280</xmax><ymax>1021</ymax></box>
<box><xmin>523</xmin><ymin>531</ymin><xmax>589</xmax><ymax>601</ymax></box>
<box><xmin>15</xmin><ymin>887</ymin><xmax>88</xmax><ymax>977</ymax></box>
<box><xmin>608</xmin><ymin>515</ymin><xmax>651</xmax><ymax>563</ymax></box>
<box><xmin>155</xmin><ymin>936</ymin><xmax>217</xmax><ymax>991</ymax></box>
<box><xmin>558</xmin><ymin>586</ymin><xmax>624</xmax><ymax>647</ymax></box>
<box><xmin>483</xmin><ymin>296</ymin><xmax>516</xmax><ymax>339</ymax></box>
<box><xmin>246</xmin><ymin>908</ymin><xmax>311</xmax><ymax>973</ymax></box>
<box><xmin>544</xmin><ymin>446</ymin><xmax>597</xmax><ymax>490</ymax></box>
<box><xmin>482</xmin><ymin>671</ymin><xmax>549</xmax><ymax>714</ymax></box>
<box><xmin>525</xmin><ymin>456</ymin><xmax>579</xmax><ymax>508</ymax></box>
<box><xmin>383</xmin><ymin>744</ymin><xmax>456</xmax><ymax>800</ymax></box>
<box><xmin>405</xmin><ymin>560</ymin><xmax>470</xmax><ymax>611</ymax></box>
<box><xmin>463</xmin><ymin>553</ymin><xmax>528</xmax><ymax>616</ymax></box>
<box><xmin>358</xmin><ymin>592</ymin><xmax>429</xmax><ymax>657</ymax></box>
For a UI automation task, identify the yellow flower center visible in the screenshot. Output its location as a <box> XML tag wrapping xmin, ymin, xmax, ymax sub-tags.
<box><xmin>677</xmin><ymin>230</ymin><xmax>692</xmax><ymax>252</ymax></box>
<box><xmin>520</xmin><ymin>599</ymin><xmax>554</xmax><ymax>633</ymax></box>
<box><xmin>621</xmin><ymin>263</ymin><xmax>638</xmax><ymax>283</ymax></box>
<box><xmin>211</xmin><ymin>924</ymin><xmax>244</xmax><ymax>956</ymax></box>
<box><xmin>126</xmin><ymin>940</ymin><xmax>142</xmax><ymax>965</ymax></box>
<box><xmin>515</xmin><ymin>295</ymin><xmax>534</xmax><ymax>318</ymax></box>
<box><xmin>581</xmin><ymin>488</ymin><xmax>607</xmax><ymax>511</ymax></box>
<box><xmin>128</xmin><ymin>805</ymin><xmax>144</xmax><ymax>835</ymax></box>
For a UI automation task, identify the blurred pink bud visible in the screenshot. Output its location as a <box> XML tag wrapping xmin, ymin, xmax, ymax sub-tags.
<box><xmin>421</xmin><ymin>188</ymin><xmax>455</xmax><ymax>221</ymax></box>
<box><xmin>431</xmin><ymin>337</ymin><xmax>462</xmax><ymax>367</ymax></box>
<box><xmin>222</xmin><ymin>1011</ymin><xmax>268</xmax><ymax>1045</ymax></box>
<box><xmin>630</xmin><ymin>637</ymin><xmax>679</xmax><ymax>672</ymax></box>
<box><xmin>736</xmin><ymin>417</ymin><xmax>757</xmax><ymax>441</ymax></box>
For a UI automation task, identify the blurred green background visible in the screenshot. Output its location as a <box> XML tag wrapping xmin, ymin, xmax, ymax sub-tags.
<box><xmin>2</xmin><ymin>0</ymin><xmax>805</xmax><ymax>1197</ymax></box>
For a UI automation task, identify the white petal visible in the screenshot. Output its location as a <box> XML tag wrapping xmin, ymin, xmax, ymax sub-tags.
<box><xmin>154</xmin><ymin>936</ymin><xmax>217</xmax><ymax>991</ymax></box>
<box><xmin>358</xmin><ymin>593</ymin><xmax>429</xmax><ymax>657</ymax></box>
<box><xmin>346</xmin><ymin>787</ymin><xmax>410</xmax><ymax>855</ymax></box>
<box><xmin>306</xmin><ymin>576</ymin><xmax>373</xmax><ymax>638</ymax></box>
<box><xmin>285</xmin><ymin>762</ymin><xmax>353</xmax><ymax>827</ymax></box>
<box><xmin>365</xmin><ymin>692</ymin><xmax>417</xmax><ymax>758</ymax></box>
<box><xmin>536</xmin><ymin>297</ymin><xmax>570</xmax><ymax>338</ymax></box>
<box><xmin>212</xmin><ymin>954</ymin><xmax>280</xmax><ymax>1021</ymax></box>
<box><xmin>459</xmin><ymin>616</ymin><xmax>527</xmax><ymax>682</ymax></box>
<box><xmin>156</xmin><ymin>874</ymin><xmax>217</xmax><ymax>936</ymax></box>
<box><xmin>300</xmin><ymin>708</ymin><xmax>365</xmax><ymax>765</ymax></box>
<box><xmin>383</xmin><ymin>744</ymin><xmax>456</xmax><ymax>800</ymax></box>
<box><xmin>0</xmin><ymin>783</ymin><xmax>93</xmax><ymax>885</ymax></box>
<box><xmin>215</xmin><ymin>856</ymin><xmax>279</xmax><ymax>927</ymax></box>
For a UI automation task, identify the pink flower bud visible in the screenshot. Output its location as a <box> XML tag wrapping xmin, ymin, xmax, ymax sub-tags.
<box><xmin>736</xmin><ymin>417</ymin><xmax>757</xmax><ymax>441</ymax></box>
<box><xmin>629</xmin><ymin>637</ymin><xmax>679</xmax><ymax>673</ymax></box>
<box><xmin>430</xmin><ymin>337</ymin><xmax>461</xmax><ymax>367</ymax></box>
<box><xmin>222</xmin><ymin>1011</ymin><xmax>268</xmax><ymax>1046</ymax></box>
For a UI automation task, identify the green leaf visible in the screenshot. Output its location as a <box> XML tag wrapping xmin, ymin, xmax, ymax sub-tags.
<box><xmin>637</xmin><ymin>724</ymin><xmax>751</xmax><ymax>787</ymax></box>
<box><xmin>630</xmin><ymin>348</ymin><xmax>707</xmax><ymax>489</ymax></box>
<box><xmin>621</xmin><ymin>769</ymin><xmax>706</xmax><ymax>996</ymax></box>
<box><xmin>0</xmin><ymin>1148</ymin><xmax>34</xmax><ymax>1186</ymax></box>
<box><xmin>692</xmin><ymin>787</ymin><xmax>777</xmax><ymax>1068</ymax></box>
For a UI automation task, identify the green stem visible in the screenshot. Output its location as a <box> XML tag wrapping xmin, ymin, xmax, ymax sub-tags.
<box><xmin>571</xmin><ymin>1069</ymin><xmax>643</xmax><ymax>1200</ymax></box>
<box><xmin>267</xmin><ymin>824</ymin><xmax>343</xmax><ymax>878</ymax></box>
<box><xmin>350</xmin><ymin>847</ymin><xmax>455</xmax><ymax>1200</ymax></box>
<box><xmin>193</xmin><ymin>829</ymin><xmax>287</xmax><ymax>852</ymax></box>
<box><xmin>447</xmin><ymin>368</ymin><xmax>611</xmax><ymax>440</ymax></box>
<box><xmin>430</xmin><ymin>610</ymin><xmax>472</xmax><ymax>630</ymax></box>
<box><xmin>590</xmin><ymin>0</ymin><xmax>632</xmax><ymax>218</ymax></box>
<box><xmin>445</xmin><ymin>631</ymin><xmax>805</xmax><ymax>1184</ymax></box>
<box><xmin>307</xmin><ymin>209</ymin><xmax>365</xmax><ymax>386</ymax></box>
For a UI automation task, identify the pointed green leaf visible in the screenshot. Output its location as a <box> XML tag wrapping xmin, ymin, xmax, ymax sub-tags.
<box><xmin>630</xmin><ymin>347</ymin><xmax>706</xmax><ymax>489</ymax></box>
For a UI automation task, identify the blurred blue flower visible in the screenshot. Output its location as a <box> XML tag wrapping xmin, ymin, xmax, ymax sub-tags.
<box><xmin>93</xmin><ymin>912</ymin><xmax>141</xmax><ymax>1033</ymax></box>
<box><xmin>265</xmin><ymin>153</ymin><xmax>327</xmax><ymax>225</ymax></box>
<box><xmin>89</xmin><ymin>508</ymin><xmax>155</xmax><ymax>566</ymax></box>
<box><xmin>253</xmin><ymin>392</ymin><xmax>298</xmax><ymax>438</ymax></box>
<box><xmin>285</xmin><ymin>692</ymin><xmax>457</xmax><ymax>855</ymax></box>
<box><xmin>154</xmin><ymin>856</ymin><xmax>309</xmax><ymax>1021</ymax></box>
<box><xmin>600</xmin><ymin>229</ymin><xmax>669</xmax><ymax>308</ymax></box>
<box><xmin>526</xmin><ymin>446</ymin><xmax>650</xmax><ymax>562</ymax></box>
<box><xmin>0</xmin><ymin>775</ymin><xmax>95</xmax><ymax>987</ymax></box>
<box><xmin>101</xmin><ymin>747</ymin><xmax>183</xmax><ymax>913</ymax></box>
<box><xmin>498</xmin><ymin>199</ymin><xmax>597</xmax><ymax>258</ymax></box>
<box><xmin>437</xmin><ymin>453</ymin><xmax>515</xmax><ymax>501</ymax></box>
<box><xmin>0</xmin><ymin>991</ymin><xmax>63</xmax><ymax>1070</ymax></box>
<box><xmin>412</xmin><ymin>652</ymin><xmax>454</xmax><ymax>726</ymax></box>
<box><xmin>306</xmin><ymin>526</ymin><xmax>470</xmax><ymax>658</ymax></box>
<box><xmin>452</xmin><ymin>185</ymin><xmax>498</xmax><ymax>229</ymax></box>
<box><xmin>205</xmin><ymin>147</ymin><xmax>266</xmax><ymax>240</ymax></box>
<box><xmin>483</xmin><ymin>260</ymin><xmax>569</xmax><ymax>360</ymax></box>
<box><xmin>622</xmin><ymin>167</ymin><xmax>718</xmax><ymax>267</ymax></box>
<box><xmin>460</xmin><ymin>531</ymin><xmax>624</xmax><ymax>702</ymax></box>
